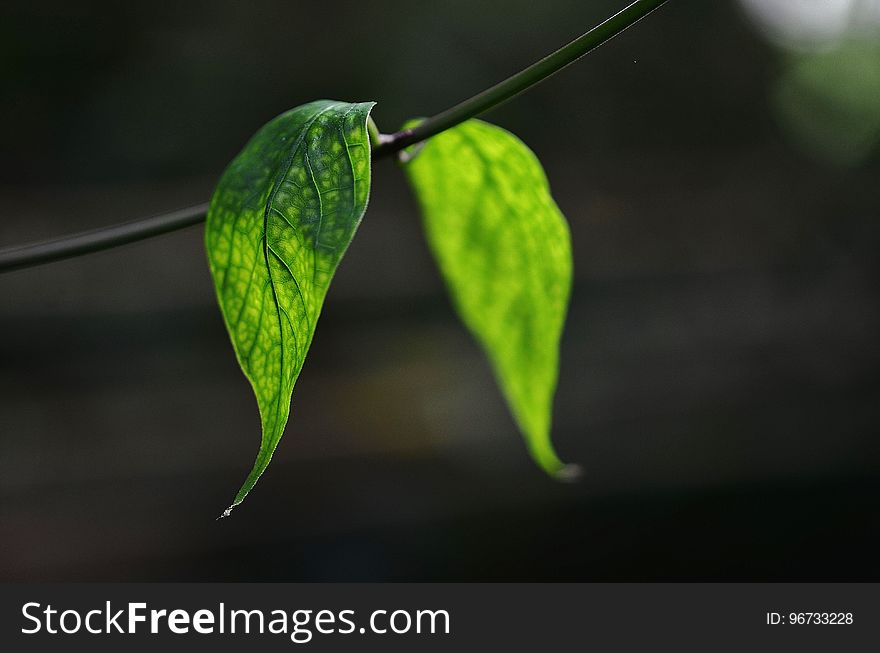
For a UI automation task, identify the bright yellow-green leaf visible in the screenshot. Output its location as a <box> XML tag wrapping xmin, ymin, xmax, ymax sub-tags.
<box><xmin>403</xmin><ymin>119</ymin><xmax>576</xmax><ymax>479</ymax></box>
<box><xmin>205</xmin><ymin>100</ymin><xmax>375</xmax><ymax>515</ymax></box>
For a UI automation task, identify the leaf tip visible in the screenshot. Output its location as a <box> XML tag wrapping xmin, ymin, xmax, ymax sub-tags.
<box><xmin>217</xmin><ymin>502</ymin><xmax>239</xmax><ymax>520</ymax></box>
<box><xmin>553</xmin><ymin>463</ymin><xmax>583</xmax><ymax>483</ymax></box>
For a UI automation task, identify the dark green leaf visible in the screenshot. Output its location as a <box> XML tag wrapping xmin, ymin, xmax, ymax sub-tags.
<box><xmin>206</xmin><ymin>100</ymin><xmax>375</xmax><ymax>514</ymax></box>
<box><xmin>773</xmin><ymin>41</ymin><xmax>880</xmax><ymax>166</ymax></box>
<box><xmin>403</xmin><ymin>119</ymin><xmax>577</xmax><ymax>479</ymax></box>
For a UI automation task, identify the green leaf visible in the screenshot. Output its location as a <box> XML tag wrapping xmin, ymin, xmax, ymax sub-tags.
<box><xmin>402</xmin><ymin>119</ymin><xmax>577</xmax><ymax>479</ymax></box>
<box><xmin>205</xmin><ymin>99</ymin><xmax>375</xmax><ymax>515</ymax></box>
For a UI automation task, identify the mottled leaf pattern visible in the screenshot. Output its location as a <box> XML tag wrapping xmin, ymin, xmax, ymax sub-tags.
<box><xmin>206</xmin><ymin>100</ymin><xmax>375</xmax><ymax>514</ymax></box>
<box><xmin>403</xmin><ymin>119</ymin><xmax>576</xmax><ymax>479</ymax></box>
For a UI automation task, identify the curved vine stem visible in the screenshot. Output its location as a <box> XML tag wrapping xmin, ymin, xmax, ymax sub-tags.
<box><xmin>0</xmin><ymin>0</ymin><xmax>667</xmax><ymax>273</ymax></box>
<box><xmin>372</xmin><ymin>0</ymin><xmax>667</xmax><ymax>156</ymax></box>
<box><xmin>0</xmin><ymin>203</ymin><xmax>210</xmax><ymax>273</ymax></box>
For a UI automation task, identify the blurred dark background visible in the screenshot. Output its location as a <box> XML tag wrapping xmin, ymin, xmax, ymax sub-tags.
<box><xmin>1</xmin><ymin>0</ymin><xmax>879</xmax><ymax>581</ymax></box>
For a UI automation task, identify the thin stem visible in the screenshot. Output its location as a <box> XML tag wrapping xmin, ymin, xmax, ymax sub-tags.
<box><xmin>0</xmin><ymin>204</ymin><xmax>210</xmax><ymax>273</ymax></box>
<box><xmin>0</xmin><ymin>0</ymin><xmax>667</xmax><ymax>274</ymax></box>
<box><xmin>372</xmin><ymin>0</ymin><xmax>668</xmax><ymax>156</ymax></box>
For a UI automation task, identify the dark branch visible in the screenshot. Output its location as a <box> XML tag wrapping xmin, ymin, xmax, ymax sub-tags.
<box><xmin>0</xmin><ymin>0</ymin><xmax>668</xmax><ymax>274</ymax></box>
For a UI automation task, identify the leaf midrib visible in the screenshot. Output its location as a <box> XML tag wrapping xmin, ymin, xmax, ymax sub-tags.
<box><xmin>258</xmin><ymin>101</ymin><xmax>339</xmax><ymax>462</ymax></box>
